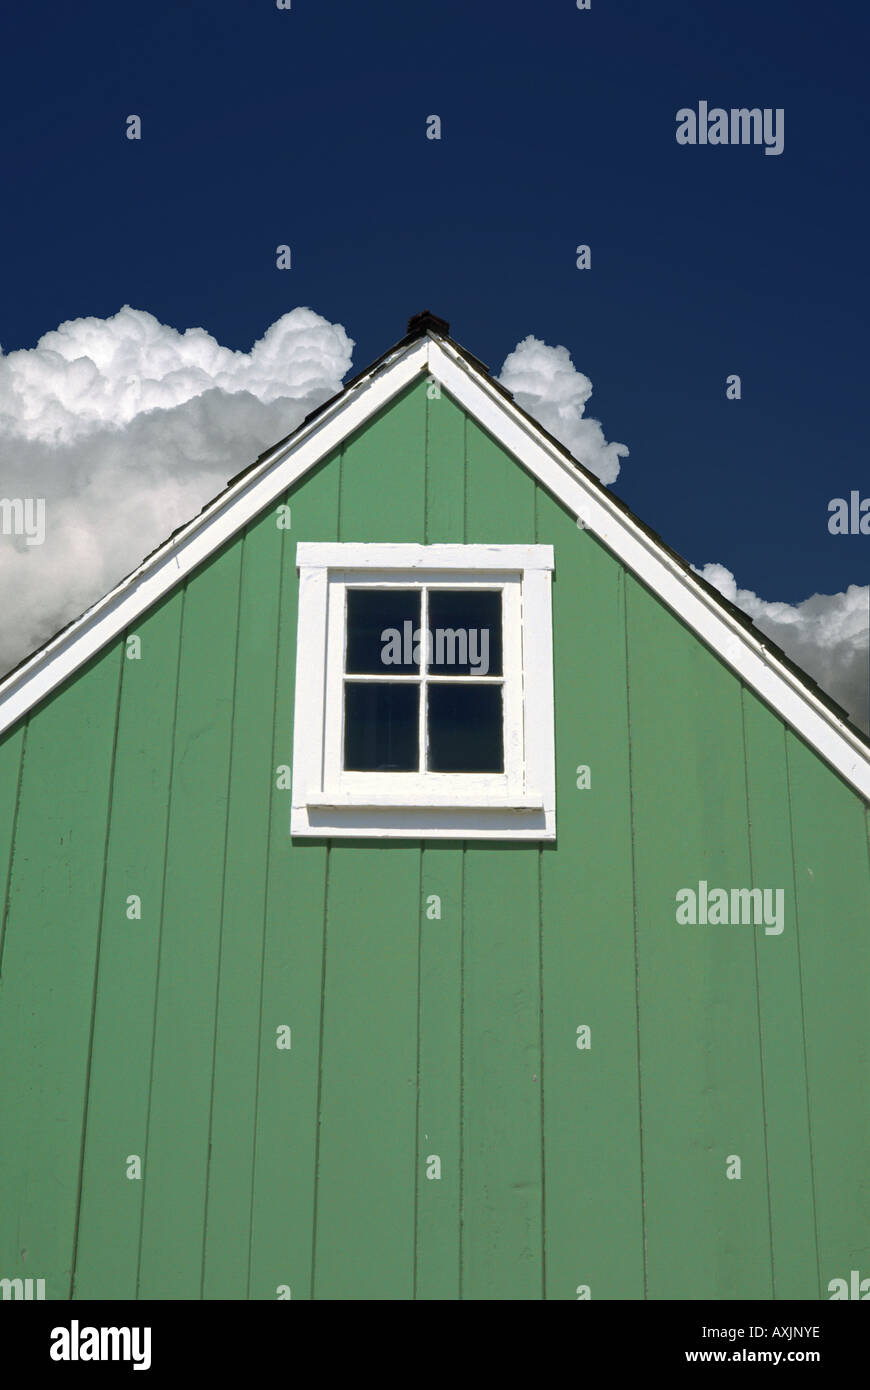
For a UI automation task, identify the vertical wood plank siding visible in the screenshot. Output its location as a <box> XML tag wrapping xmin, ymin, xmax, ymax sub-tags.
<box><xmin>0</xmin><ymin>378</ymin><xmax>868</xmax><ymax>1299</ymax></box>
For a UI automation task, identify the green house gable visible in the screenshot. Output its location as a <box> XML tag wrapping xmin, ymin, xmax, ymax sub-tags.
<box><xmin>1</xmin><ymin>330</ymin><xmax>868</xmax><ymax>1301</ymax></box>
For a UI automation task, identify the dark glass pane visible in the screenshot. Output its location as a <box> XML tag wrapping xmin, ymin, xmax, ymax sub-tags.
<box><xmin>344</xmin><ymin>682</ymin><xmax>419</xmax><ymax>771</ymax></box>
<box><xmin>346</xmin><ymin>589</ymin><xmax>421</xmax><ymax>674</ymax></box>
<box><xmin>427</xmin><ymin>684</ymin><xmax>503</xmax><ymax>772</ymax></box>
<box><xmin>427</xmin><ymin>590</ymin><xmax>502</xmax><ymax>676</ymax></box>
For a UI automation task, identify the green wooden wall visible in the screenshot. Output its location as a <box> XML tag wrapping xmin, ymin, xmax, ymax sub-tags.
<box><xmin>1</xmin><ymin>377</ymin><xmax>869</xmax><ymax>1300</ymax></box>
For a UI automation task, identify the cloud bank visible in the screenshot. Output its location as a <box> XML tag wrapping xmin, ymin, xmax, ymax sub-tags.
<box><xmin>0</xmin><ymin>306</ymin><xmax>353</xmax><ymax>669</ymax></box>
<box><xmin>0</xmin><ymin>309</ymin><xmax>866</xmax><ymax>731</ymax></box>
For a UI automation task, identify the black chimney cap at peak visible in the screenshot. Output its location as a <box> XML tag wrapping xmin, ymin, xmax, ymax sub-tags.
<box><xmin>406</xmin><ymin>310</ymin><xmax>450</xmax><ymax>338</ymax></box>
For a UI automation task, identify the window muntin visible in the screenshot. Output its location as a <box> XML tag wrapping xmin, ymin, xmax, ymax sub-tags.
<box><xmin>341</xmin><ymin>584</ymin><xmax>505</xmax><ymax>775</ymax></box>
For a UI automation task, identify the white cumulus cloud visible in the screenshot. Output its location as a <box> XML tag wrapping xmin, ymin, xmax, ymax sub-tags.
<box><xmin>497</xmin><ymin>334</ymin><xmax>629</xmax><ymax>484</ymax></box>
<box><xmin>0</xmin><ymin>306</ymin><xmax>353</xmax><ymax>671</ymax></box>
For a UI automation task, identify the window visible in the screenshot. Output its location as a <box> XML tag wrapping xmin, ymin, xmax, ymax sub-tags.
<box><xmin>341</xmin><ymin>585</ymin><xmax>505</xmax><ymax>773</ymax></box>
<box><xmin>291</xmin><ymin>544</ymin><xmax>555</xmax><ymax>839</ymax></box>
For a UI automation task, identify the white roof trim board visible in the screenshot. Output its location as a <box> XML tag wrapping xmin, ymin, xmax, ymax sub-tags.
<box><xmin>1</xmin><ymin>328</ymin><xmax>869</xmax><ymax>804</ymax></box>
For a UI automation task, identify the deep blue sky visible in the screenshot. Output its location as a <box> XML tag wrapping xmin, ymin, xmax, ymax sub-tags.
<box><xmin>0</xmin><ymin>0</ymin><xmax>866</xmax><ymax>602</ymax></box>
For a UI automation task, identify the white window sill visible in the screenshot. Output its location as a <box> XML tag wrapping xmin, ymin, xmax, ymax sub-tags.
<box><xmin>305</xmin><ymin>791</ymin><xmax>544</xmax><ymax>811</ymax></box>
<box><xmin>291</xmin><ymin>799</ymin><xmax>554</xmax><ymax>840</ymax></box>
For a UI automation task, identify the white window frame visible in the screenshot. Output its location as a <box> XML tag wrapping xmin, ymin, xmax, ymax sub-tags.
<box><xmin>291</xmin><ymin>543</ymin><xmax>556</xmax><ymax>840</ymax></box>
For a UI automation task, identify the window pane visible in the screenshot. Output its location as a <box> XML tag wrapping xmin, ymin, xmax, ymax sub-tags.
<box><xmin>346</xmin><ymin>589</ymin><xmax>421</xmax><ymax>674</ymax></box>
<box><xmin>427</xmin><ymin>589</ymin><xmax>502</xmax><ymax>676</ymax></box>
<box><xmin>344</xmin><ymin>682</ymin><xmax>420</xmax><ymax>771</ymax></box>
<box><xmin>427</xmin><ymin>684</ymin><xmax>503</xmax><ymax>772</ymax></box>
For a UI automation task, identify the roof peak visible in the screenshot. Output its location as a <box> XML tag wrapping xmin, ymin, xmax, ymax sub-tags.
<box><xmin>406</xmin><ymin>309</ymin><xmax>450</xmax><ymax>338</ymax></box>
